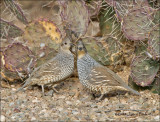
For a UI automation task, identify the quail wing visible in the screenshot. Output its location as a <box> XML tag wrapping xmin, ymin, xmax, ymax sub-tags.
<box><xmin>30</xmin><ymin>58</ymin><xmax>61</xmax><ymax>81</ymax></box>
<box><xmin>87</xmin><ymin>66</ymin><xmax>140</xmax><ymax>95</ymax></box>
<box><xmin>87</xmin><ymin>66</ymin><xmax>125</xmax><ymax>87</ymax></box>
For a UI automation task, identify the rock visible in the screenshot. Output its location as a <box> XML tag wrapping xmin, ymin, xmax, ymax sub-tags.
<box><xmin>11</xmin><ymin>85</ymin><xmax>15</xmax><ymax>88</ymax></box>
<box><xmin>59</xmin><ymin>96</ymin><xmax>65</xmax><ymax>99</ymax></box>
<box><xmin>72</xmin><ymin>110</ymin><xmax>79</xmax><ymax>115</ymax></box>
<box><xmin>154</xmin><ymin>116</ymin><xmax>159</xmax><ymax>121</ymax></box>
<box><xmin>9</xmin><ymin>102</ymin><xmax>14</xmax><ymax>107</ymax></box>
<box><xmin>58</xmin><ymin>107</ymin><xmax>63</xmax><ymax>112</ymax></box>
<box><xmin>142</xmin><ymin>103</ymin><xmax>150</xmax><ymax>108</ymax></box>
<box><xmin>14</xmin><ymin>108</ymin><xmax>21</xmax><ymax>113</ymax></box>
<box><xmin>32</xmin><ymin>98</ymin><xmax>40</xmax><ymax>103</ymax></box>
<box><xmin>69</xmin><ymin>91</ymin><xmax>75</xmax><ymax>96</ymax></box>
<box><xmin>91</xmin><ymin>104</ymin><xmax>98</xmax><ymax>108</ymax></box>
<box><xmin>45</xmin><ymin>90</ymin><xmax>54</xmax><ymax>96</ymax></box>
<box><xmin>66</xmin><ymin>101</ymin><xmax>72</xmax><ymax>105</ymax></box>
<box><xmin>0</xmin><ymin>115</ymin><xmax>5</xmax><ymax>122</ymax></box>
<box><xmin>12</xmin><ymin>88</ymin><xmax>17</xmax><ymax>91</ymax></box>
<box><xmin>130</xmin><ymin>104</ymin><xmax>141</xmax><ymax>110</ymax></box>
<box><xmin>95</xmin><ymin>110</ymin><xmax>101</xmax><ymax>113</ymax></box>
<box><xmin>31</xmin><ymin>117</ymin><xmax>36</xmax><ymax>121</ymax></box>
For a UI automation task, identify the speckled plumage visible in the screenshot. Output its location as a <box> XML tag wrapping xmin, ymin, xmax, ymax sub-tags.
<box><xmin>77</xmin><ymin>40</ymin><xmax>140</xmax><ymax>100</ymax></box>
<box><xmin>16</xmin><ymin>37</ymin><xmax>74</xmax><ymax>95</ymax></box>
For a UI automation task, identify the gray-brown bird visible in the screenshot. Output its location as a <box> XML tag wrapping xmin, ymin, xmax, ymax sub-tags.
<box><xmin>15</xmin><ymin>37</ymin><xmax>74</xmax><ymax>96</ymax></box>
<box><xmin>77</xmin><ymin>40</ymin><xmax>140</xmax><ymax>100</ymax></box>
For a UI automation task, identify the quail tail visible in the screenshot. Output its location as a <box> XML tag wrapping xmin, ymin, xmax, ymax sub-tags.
<box><xmin>123</xmin><ymin>84</ymin><xmax>140</xmax><ymax>96</ymax></box>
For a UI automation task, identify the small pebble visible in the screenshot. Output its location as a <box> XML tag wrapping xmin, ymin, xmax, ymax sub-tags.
<box><xmin>31</xmin><ymin>117</ymin><xmax>37</xmax><ymax>121</ymax></box>
<box><xmin>58</xmin><ymin>107</ymin><xmax>63</xmax><ymax>112</ymax></box>
<box><xmin>66</xmin><ymin>101</ymin><xmax>72</xmax><ymax>105</ymax></box>
<box><xmin>69</xmin><ymin>91</ymin><xmax>75</xmax><ymax>96</ymax></box>
<box><xmin>72</xmin><ymin>110</ymin><xmax>79</xmax><ymax>115</ymax></box>
<box><xmin>0</xmin><ymin>115</ymin><xmax>5</xmax><ymax>122</ymax></box>
<box><xmin>95</xmin><ymin>110</ymin><xmax>101</xmax><ymax>113</ymax></box>
<box><xmin>32</xmin><ymin>98</ymin><xmax>40</xmax><ymax>103</ymax></box>
<box><xmin>11</xmin><ymin>85</ymin><xmax>15</xmax><ymax>88</ymax></box>
<box><xmin>59</xmin><ymin>96</ymin><xmax>65</xmax><ymax>99</ymax></box>
<box><xmin>130</xmin><ymin>104</ymin><xmax>140</xmax><ymax>110</ymax></box>
<box><xmin>154</xmin><ymin>116</ymin><xmax>159</xmax><ymax>121</ymax></box>
<box><xmin>91</xmin><ymin>104</ymin><xmax>98</xmax><ymax>108</ymax></box>
<box><xmin>12</xmin><ymin>88</ymin><xmax>17</xmax><ymax>91</ymax></box>
<box><xmin>9</xmin><ymin>102</ymin><xmax>14</xmax><ymax>107</ymax></box>
<box><xmin>14</xmin><ymin>108</ymin><xmax>21</xmax><ymax>113</ymax></box>
<box><xmin>46</xmin><ymin>90</ymin><xmax>54</xmax><ymax>96</ymax></box>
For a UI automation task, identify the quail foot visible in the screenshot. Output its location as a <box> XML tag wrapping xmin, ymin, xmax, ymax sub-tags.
<box><xmin>15</xmin><ymin>37</ymin><xmax>74</xmax><ymax>96</ymax></box>
<box><xmin>77</xmin><ymin>40</ymin><xmax>140</xmax><ymax>101</ymax></box>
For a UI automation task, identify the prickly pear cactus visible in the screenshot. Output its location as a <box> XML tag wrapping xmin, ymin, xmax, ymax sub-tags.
<box><xmin>59</xmin><ymin>0</ymin><xmax>89</xmax><ymax>38</ymax></box>
<box><xmin>23</xmin><ymin>18</ymin><xmax>62</xmax><ymax>67</ymax></box>
<box><xmin>130</xmin><ymin>55</ymin><xmax>159</xmax><ymax>87</ymax></box>
<box><xmin>4</xmin><ymin>0</ymin><xmax>28</xmax><ymax>24</ymax></box>
<box><xmin>0</xmin><ymin>19</ymin><xmax>23</xmax><ymax>39</ymax></box>
<box><xmin>99</xmin><ymin>3</ymin><xmax>119</xmax><ymax>36</ymax></box>
<box><xmin>113</xmin><ymin>0</ymin><xmax>150</xmax><ymax>22</ymax></box>
<box><xmin>1</xmin><ymin>43</ymin><xmax>35</xmax><ymax>81</ymax></box>
<box><xmin>122</xmin><ymin>7</ymin><xmax>155</xmax><ymax>41</ymax></box>
<box><xmin>151</xmin><ymin>76</ymin><xmax>160</xmax><ymax>94</ymax></box>
<box><xmin>153</xmin><ymin>8</ymin><xmax>160</xmax><ymax>24</ymax></box>
<box><xmin>1</xmin><ymin>52</ymin><xmax>23</xmax><ymax>82</ymax></box>
<box><xmin>82</xmin><ymin>36</ymin><xmax>124</xmax><ymax>66</ymax></box>
<box><xmin>99</xmin><ymin>2</ymin><xmax>125</xmax><ymax>42</ymax></box>
<box><xmin>85</xmin><ymin>0</ymin><xmax>102</xmax><ymax>18</ymax></box>
<box><xmin>148</xmin><ymin>24</ymin><xmax>160</xmax><ymax>60</ymax></box>
<box><xmin>113</xmin><ymin>0</ymin><xmax>134</xmax><ymax>21</ymax></box>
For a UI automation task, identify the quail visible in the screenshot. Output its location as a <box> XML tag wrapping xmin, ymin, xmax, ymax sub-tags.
<box><xmin>77</xmin><ymin>40</ymin><xmax>140</xmax><ymax>100</ymax></box>
<box><xmin>15</xmin><ymin>37</ymin><xmax>74</xmax><ymax>96</ymax></box>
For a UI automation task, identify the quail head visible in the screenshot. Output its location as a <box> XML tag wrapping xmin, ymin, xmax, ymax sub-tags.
<box><xmin>15</xmin><ymin>37</ymin><xmax>74</xmax><ymax>96</ymax></box>
<box><xmin>77</xmin><ymin>40</ymin><xmax>140</xmax><ymax>100</ymax></box>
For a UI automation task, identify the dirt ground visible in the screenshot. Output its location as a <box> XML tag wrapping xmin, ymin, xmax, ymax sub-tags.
<box><xmin>1</xmin><ymin>67</ymin><xmax>159</xmax><ymax>121</ymax></box>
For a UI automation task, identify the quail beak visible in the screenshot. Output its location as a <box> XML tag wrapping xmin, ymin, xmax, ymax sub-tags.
<box><xmin>69</xmin><ymin>43</ymin><xmax>76</xmax><ymax>53</ymax></box>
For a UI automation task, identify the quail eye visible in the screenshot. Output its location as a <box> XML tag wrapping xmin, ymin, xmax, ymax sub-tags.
<box><xmin>79</xmin><ymin>47</ymin><xmax>82</xmax><ymax>51</ymax></box>
<box><xmin>64</xmin><ymin>42</ymin><xmax>67</xmax><ymax>45</ymax></box>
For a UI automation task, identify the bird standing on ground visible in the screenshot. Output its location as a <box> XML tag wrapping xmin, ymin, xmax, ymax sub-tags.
<box><xmin>77</xmin><ymin>40</ymin><xmax>140</xmax><ymax>100</ymax></box>
<box><xmin>15</xmin><ymin>37</ymin><xmax>74</xmax><ymax>96</ymax></box>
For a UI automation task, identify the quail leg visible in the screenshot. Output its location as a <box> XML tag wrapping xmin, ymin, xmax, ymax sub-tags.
<box><xmin>96</xmin><ymin>94</ymin><xmax>105</xmax><ymax>102</ymax></box>
<box><xmin>51</xmin><ymin>87</ymin><xmax>59</xmax><ymax>97</ymax></box>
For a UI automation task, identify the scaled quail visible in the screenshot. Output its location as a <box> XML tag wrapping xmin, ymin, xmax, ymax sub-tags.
<box><xmin>15</xmin><ymin>37</ymin><xmax>74</xmax><ymax>96</ymax></box>
<box><xmin>77</xmin><ymin>40</ymin><xmax>140</xmax><ymax>100</ymax></box>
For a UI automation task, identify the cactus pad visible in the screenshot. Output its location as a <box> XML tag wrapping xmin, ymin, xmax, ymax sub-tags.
<box><xmin>23</xmin><ymin>19</ymin><xmax>62</xmax><ymax>66</ymax></box>
<box><xmin>82</xmin><ymin>36</ymin><xmax>123</xmax><ymax>66</ymax></box>
<box><xmin>151</xmin><ymin>77</ymin><xmax>160</xmax><ymax>94</ymax></box>
<box><xmin>130</xmin><ymin>55</ymin><xmax>159</xmax><ymax>87</ymax></box>
<box><xmin>99</xmin><ymin>3</ymin><xmax>122</xmax><ymax>39</ymax></box>
<box><xmin>122</xmin><ymin>7</ymin><xmax>155</xmax><ymax>41</ymax></box>
<box><xmin>4</xmin><ymin>0</ymin><xmax>28</xmax><ymax>24</ymax></box>
<box><xmin>0</xmin><ymin>19</ymin><xmax>23</xmax><ymax>39</ymax></box>
<box><xmin>153</xmin><ymin>8</ymin><xmax>160</xmax><ymax>24</ymax></box>
<box><xmin>85</xmin><ymin>0</ymin><xmax>102</xmax><ymax>18</ymax></box>
<box><xmin>113</xmin><ymin>0</ymin><xmax>134</xmax><ymax>21</ymax></box>
<box><xmin>3</xmin><ymin>43</ymin><xmax>35</xmax><ymax>73</ymax></box>
<box><xmin>60</xmin><ymin>0</ymin><xmax>89</xmax><ymax>38</ymax></box>
<box><xmin>148</xmin><ymin>24</ymin><xmax>160</xmax><ymax>60</ymax></box>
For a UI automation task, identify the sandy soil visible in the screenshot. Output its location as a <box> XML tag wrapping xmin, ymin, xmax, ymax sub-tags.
<box><xmin>1</xmin><ymin>67</ymin><xmax>159</xmax><ymax>121</ymax></box>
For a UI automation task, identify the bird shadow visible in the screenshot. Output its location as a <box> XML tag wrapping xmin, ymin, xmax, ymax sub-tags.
<box><xmin>92</xmin><ymin>90</ymin><xmax>128</xmax><ymax>102</ymax></box>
